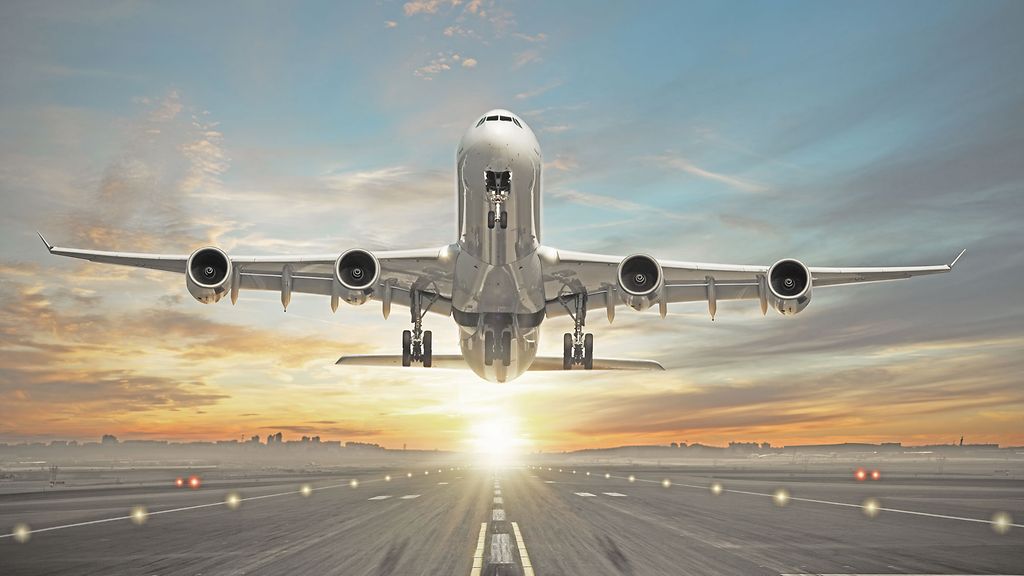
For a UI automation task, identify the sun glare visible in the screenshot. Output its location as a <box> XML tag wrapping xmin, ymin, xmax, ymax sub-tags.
<box><xmin>467</xmin><ymin>417</ymin><xmax>529</xmax><ymax>467</ymax></box>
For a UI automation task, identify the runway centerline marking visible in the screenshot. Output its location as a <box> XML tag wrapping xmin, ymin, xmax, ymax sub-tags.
<box><xmin>603</xmin><ymin>474</ymin><xmax>1024</xmax><ymax>530</ymax></box>
<box><xmin>400</xmin><ymin>494</ymin><xmax>421</xmax><ymax>499</ymax></box>
<box><xmin>603</xmin><ymin>492</ymin><xmax>628</xmax><ymax>497</ymax></box>
<box><xmin>511</xmin><ymin>521</ymin><xmax>535</xmax><ymax>576</ymax></box>
<box><xmin>367</xmin><ymin>495</ymin><xmax>392</xmax><ymax>500</ymax></box>
<box><xmin>574</xmin><ymin>492</ymin><xmax>596</xmax><ymax>497</ymax></box>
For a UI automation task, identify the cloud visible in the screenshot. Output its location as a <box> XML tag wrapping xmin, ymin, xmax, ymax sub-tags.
<box><xmin>513</xmin><ymin>49</ymin><xmax>542</xmax><ymax>69</ymax></box>
<box><xmin>540</xmin><ymin>124</ymin><xmax>570</xmax><ymax>134</ymax></box>
<box><xmin>403</xmin><ymin>1</ymin><xmax>443</xmax><ymax>16</ymax></box>
<box><xmin>513</xmin><ymin>32</ymin><xmax>547</xmax><ymax>43</ymax></box>
<box><xmin>461</xmin><ymin>58</ymin><xmax>477</xmax><ymax>68</ymax></box>
<box><xmin>653</xmin><ymin>154</ymin><xmax>770</xmax><ymax>193</ymax></box>
<box><xmin>515</xmin><ymin>81</ymin><xmax>561</xmax><ymax>100</ymax></box>
<box><xmin>384</xmin><ymin>20</ymin><xmax>398</xmax><ymax>28</ymax></box>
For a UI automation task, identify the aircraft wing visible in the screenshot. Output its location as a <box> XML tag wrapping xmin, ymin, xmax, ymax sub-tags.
<box><xmin>540</xmin><ymin>246</ymin><xmax>965</xmax><ymax>320</ymax></box>
<box><xmin>39</xmin><ymin>233</ymin><xmax>456</xmax><ymax>316</ymax></box>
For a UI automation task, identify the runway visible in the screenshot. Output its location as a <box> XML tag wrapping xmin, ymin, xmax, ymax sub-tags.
<box><xmin>1</xmin><ymin>465</ymin><xmax>1021</xmax><ymax>575</ymax></box>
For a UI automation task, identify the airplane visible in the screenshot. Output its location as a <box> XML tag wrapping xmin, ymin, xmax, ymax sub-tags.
<box><xmin>40</xmin><ymin>109</ymin><xmax>965</xmax><ymax>383</ymax></box>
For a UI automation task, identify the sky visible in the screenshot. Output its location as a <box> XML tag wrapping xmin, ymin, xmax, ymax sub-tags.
<box><xmin>1</xmin><ymin>0</ymin><xmax>1022</xmax><ymax>452</ymax></box>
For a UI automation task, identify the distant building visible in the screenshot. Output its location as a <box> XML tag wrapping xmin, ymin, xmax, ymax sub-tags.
<box><xmin>101</xmin><ymin>434</ymin><xmax>119</xmax><ymax>445</ymax></box>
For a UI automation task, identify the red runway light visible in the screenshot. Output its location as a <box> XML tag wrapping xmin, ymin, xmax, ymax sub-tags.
<box><xmin>854</xmin><ymin>468</ymin><xmax>867</xmax><ymax>481</ymax></box>
<box><xmin>175</xmin><ymin>477</ymin><xmax>184</xmax><ymax>488</ymax></box>
<box><xmin>871</xmin><ymin>470</ymin><xmax>880</xmax><ymax>481</ymax></box>
<box><xmin>188</xmin><ymin>476</ymin><xmax>201</xmax><ymax>489</ymax></box>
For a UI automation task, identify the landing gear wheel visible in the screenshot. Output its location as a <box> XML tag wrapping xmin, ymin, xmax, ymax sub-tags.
<box><xmin>501</xmin><ymin>331</ymin><xmax>512</xmax><ymax>366</ymax></box>
<box><xmin>484</xmin><ymin>331</ymin><xmax>495</xmax><ymax>366</ymax></box>
<box><xmin>499</xmin><ymin>211</ymin><xmax>508</xmax><ymax>229</ymax></box>
<box><xmin>583</xmin><ymin>333</ymin><xmax>594</xmax><ymax>370</ymax></box>
<box><xmin>422</xmin><ymin>331</ymin><xmax>433</xmax><ymax>367</ymax></box>
<box><xmin>563</xmin><ymin>333</ymin><xmax>573</xmax><ymax>370</ymax></box>
<box><xmin>401</xmin><ymin>330</ymin><xmax>412</xmax><ymax>367</ymax></box>
<box><xmin>487</xmin><ymin>210</ymin><xmax>496</xmax><ymax>229</ymax></box>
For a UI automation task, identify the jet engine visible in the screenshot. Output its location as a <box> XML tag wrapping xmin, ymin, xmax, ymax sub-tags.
<box><xmin>767</xmin><ymin>258</ymin><xmax>812</xmax><ymax>315</ymax></box>
<box><xmin>186</xmin><ymin>247</ymin><xmax>232</xmax><ymax>304</ymax></box>
<box><xmin>617</xmin><ymin>254</ymin><xmax>664</xmax><ymax>312</ymax></box>
<box><xmin>334</xmin><ymin>249</ymin><xmax>380</xmax><ymax>305</ymax></box>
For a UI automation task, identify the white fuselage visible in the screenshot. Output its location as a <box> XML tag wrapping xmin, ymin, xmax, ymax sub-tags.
<box><xmin>451</xmin><ymin>110</ymin><xmax>545</xmax><ymax>382</ymax></box>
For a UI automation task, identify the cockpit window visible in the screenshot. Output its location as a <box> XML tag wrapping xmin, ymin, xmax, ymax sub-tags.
<box><xmin>476</xmin><ymin>117</ymin><xmax>485</xmax><ymax>127</ymax></box>
<box><xmin>499</xmin><ymin>116</ymin><xmax>511</xmax><ymax>122</ymax></box>
<box><xmin>512</xmin><ymin>118</ymin><xmax>522</xmax><ymax>128</ymax></box>
<box><xmin>486</xmin><ymin>115</ymin><xmax>498</xmax><ymax>121</ymax></box>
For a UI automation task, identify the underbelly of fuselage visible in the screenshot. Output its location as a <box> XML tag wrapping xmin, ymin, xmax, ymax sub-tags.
<box><xmin>453</xmin><ymin>309</ymin><xmax>543</xmax><ymax>382</ymax></box>
<box><xmin>449</xmin><ymin>246</ymin><xmax>547</xmax><ymax>382</ymax></box>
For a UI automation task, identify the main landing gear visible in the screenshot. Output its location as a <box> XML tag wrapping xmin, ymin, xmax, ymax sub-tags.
<box><xmin>402</xmin><ymin>289</ymin><xmax>437</xmax><ymax>367</ymax></box>
<box><xmin>559</xmin><ymin>291</ymin><xmax>594</xmax><ymax>370</ymax></box>
<box><xmin>485</xmin><ymin>170</ymin><xmax>510</xmax><ymax>230</ymax></box>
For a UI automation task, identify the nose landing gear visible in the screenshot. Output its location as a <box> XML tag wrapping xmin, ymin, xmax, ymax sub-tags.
<box><xmin>485</xmin><ymin>170</ymin><xmax>510</xmax><ymax>230</ymax></box>
<box><xmin>401</xmin><ymin>289</ymin><xmax>437</xmax><ymax>367</ymax></box>
<box><xmin>559</xmin><ymin>291</ymin><xmax>594</xmax><ymax>370</ymax></box>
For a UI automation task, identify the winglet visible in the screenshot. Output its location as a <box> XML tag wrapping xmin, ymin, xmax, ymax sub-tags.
<box><xmin>37</xmin><ymin>231</ymin><xmax>54</xmax><ymax>252</ymax></box>
<box><xmin>949</xmin><ymin>249</ymin><xmax>966</xmax><ymax>269</ymax></box>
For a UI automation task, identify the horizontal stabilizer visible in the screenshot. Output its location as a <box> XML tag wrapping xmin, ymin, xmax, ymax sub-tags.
<box><xmin>335</xmin><ymin>355</ymin><xmax>664</xmax><ymax>371</ymax></box>
<box><xmin>529</xmin><ymin>357</ymin><xmax>665</xmax><ymax>371</ymax></box>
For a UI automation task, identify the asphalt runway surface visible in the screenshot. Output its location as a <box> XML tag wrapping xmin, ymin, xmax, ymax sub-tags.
<box><xmin>1</xmin><ymin>465</ymin><xmax>1021</xmax><ymax>575</ymax></box>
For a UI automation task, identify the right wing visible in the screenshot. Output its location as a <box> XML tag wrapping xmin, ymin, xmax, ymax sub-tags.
<box><xmin>40</xmin><ymin>233</ymin><xmax>457</xmax><ymax>316</ymax></box>
<box><xmin>540</xmin><ymin>246</ymin><xmax>964</xmax><ymax>320</ymax></box>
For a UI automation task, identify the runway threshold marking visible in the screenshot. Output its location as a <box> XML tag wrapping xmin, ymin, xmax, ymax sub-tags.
<box><xmin>511</xmin><ymin>521</ymin><xmax>535</xmax><ymax>576</ymax></box>
<box><xmin>469</xmin><ymin>522</ymin><xmax>487</xmax><ymax>576</ymax></box>
<box><xmin>603</xmin><ymin>474</ymin><xmax>1024</xmax><ymax>530</ymax></box>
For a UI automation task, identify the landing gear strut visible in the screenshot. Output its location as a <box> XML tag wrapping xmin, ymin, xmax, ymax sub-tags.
<box><xmin>402</xmin><ymin>289</ymin><xmax>437</xmax><ymax>367</ymax></box>
<box><xmin>485</xmin><ymin>170</ymin><xmax>510</xmax><ymax>230</ymax></box>
<box><xmin>558</xmin><ymin>291</ymin><xmax>594</xmax><ymax>370</ymax></box>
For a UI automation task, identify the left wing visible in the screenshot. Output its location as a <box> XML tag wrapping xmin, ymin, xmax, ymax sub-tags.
<box><xmin>540</xmin><ymin>246</ymin><xmax>965</xmax><ymax>320</ymax></box>
<box><xmin>39</xmin><ymin>233</ymin><xmax>457</xmax><ymax>316</ymax></box>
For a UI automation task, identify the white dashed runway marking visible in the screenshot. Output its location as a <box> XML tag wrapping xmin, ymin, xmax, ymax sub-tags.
<box><xmin>367</xmin><ymin>495</ymin><xmax>392</xmax><ymax>501</ymax></box>
<box><xmin>400</xmin><ymin>494</ymin><xmax>421</xmax><ymax>499</ymax></box>
<box><xmin>603</xmin><ymin>492</ymin><xmax>628</xmax><ymax>497</ymax></box>
<box><xmin>573</xmin><ymin>492</ymin><xmax>596</xmax><ymax>497</ymax></box>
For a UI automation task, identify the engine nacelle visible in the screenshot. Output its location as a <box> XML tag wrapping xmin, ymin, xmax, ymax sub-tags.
<box><xmin>617</xmin><ymin>254</ymin><xmax>664</xmax><ymax>312</ymax></box>
<box><xmin>334</xmin><ymin>249</ymin><xmax>380</xmax><ymax>306</ymax></box>
<box><xmin>767</xmin><ymin>258</ymin><xmax>812</xmax><ymax>315</ymax></box>
<box><xmin>186</xmin><ymin>247</ymin><xmax>232</xmax><ymax>304</ymax></box>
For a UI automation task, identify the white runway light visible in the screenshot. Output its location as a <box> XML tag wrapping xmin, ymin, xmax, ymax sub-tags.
<box><xmin>605</xmin><ymin>473</ymin><xmax>610</xmax><ymax>479</ymax></box>
<box><xmin>350</xmin><ymin>479</ymin><xmax>359</xmax><ymax>488</ymax></box>
<box><xmin>862</xmin><ymin>498</ymin><xmax>880</xmax><ymax>518</ymax></box>
<box><xmin>628</xmin><ymin>475</ymin><xmax>636</xmax><ymax>483</ymax></box>
<box><xmin>301</xmin><ymin>484</ymin><xmax>312</xmax><ymax>497</ymax></box>
<box><xmin>13</xmin><ymin>523</ymin><xmax>31</xmax><ymax>543</ymax></box>
<box><xmin>773</xmin><ymin>488</ymin><xmax>790</xmax><ymax>507</ymax></box>
<box><xmin>992</xmin><ymin>511</ymin><xmax>1013</xmax><ymax>534</ymax></box>
<box><xmin>661</xmin><ymin>478</ymin><xmax>672</xmax><ymax>488</ymax></box>
<box><xmin>385</xmin><ymin>475</ymin><xmax>391</xmax><ymax>482</ymax></box>
<box><xmin>710</xmin><ymin>482</ymin><xmax>723</xmax><ymax>496</ymax></box>
<box><xmin>130</xmin><ymin>506</ymin><xmax>148</xmax><ymax>525</ymax></box>
<box><xmin>226</xmin><ymin>492</ymin><xmax>241</xmax><ymax>510</ymax></box>
<box><xmin>407</xmin><ymin>472</ymin><xmax>413</xmax><ymax>478</ymax></box>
